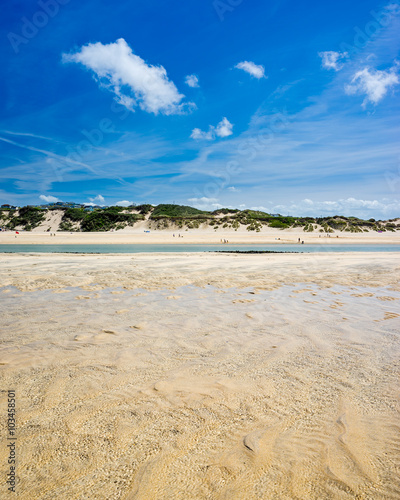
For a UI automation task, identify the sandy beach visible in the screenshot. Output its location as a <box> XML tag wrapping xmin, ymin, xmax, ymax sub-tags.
<box><xmin>1</xmin><ymin>226</ymin><xmax>400</xmax><ymax>245</ymax></box>
<box><xmin>0</xmin><ymin>252</ymin><xmax>399</xmax><ymax>499</ymax></box>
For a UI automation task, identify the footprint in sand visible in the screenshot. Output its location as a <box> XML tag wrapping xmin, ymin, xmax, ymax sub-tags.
<box><xmin>116</xmin><ymin>309</ymin><xmax>130</xmax><ymax>314</ymax></box>
<box><xmin>383</xmin><ymin>312</ymin><xmax>400</xmax><ymax>320</ymax></box>
<box><xmin>102</xmin><ymin>329</ymin><xmax>117</xmax><ymax>335</ymax></box>
<box><xmin>75</xmin><ymin>295</ymin><xmax>91</xmax><ymax>300</ymax></box>
<box><xmin>330</xmin><ymin>301</ymin><xmax>344</xmax><ymax>309</ymax></box>
<box><xmin>377</xmin><ymin>296</ymin><xmax>398</xmax><ymax>301</ymax></box>
<box><xmin>130</xmin><ymin>323</ymin><xmax>146</xmax><ymax>330</ymax></box>
<box><xmin>243</xmin><ymin>430</ymin><xmax>264</xmax><ymax>453</ymax></box>
<box><xmin>74</xmin><ymin>334</ymin><xmax>88</xmax><ymax>341</ymax></box>
<box><xmin>374</xmin><ymin>312</ymin><xmax>400</xmax><ymax>322</ymax></box>
<box><xmin>351</xmin><ymin>292</ymin><xmax>374</xmax><ymax>297</ymax></box>
<box><xmin>232</xmin><ymin>299</ymin><xmax>255</xmax><ymax>303</ymax></box>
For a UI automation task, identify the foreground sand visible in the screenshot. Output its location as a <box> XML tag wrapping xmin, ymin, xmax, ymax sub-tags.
<box><xmin>0</xmin><ymin>253</ymin><xmax>399</xmax><ymax>499</ymax></box>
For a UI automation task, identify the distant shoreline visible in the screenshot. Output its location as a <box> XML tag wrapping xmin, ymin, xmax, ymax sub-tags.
<box><xmin>1</xmin><ymin>229</ymin><xmax>400</xmax><ymax>246</ymax></box>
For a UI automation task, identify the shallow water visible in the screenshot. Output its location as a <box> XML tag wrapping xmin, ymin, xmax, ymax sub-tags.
<box><xmin>0</xmin><ymin>243</ymin><xmax>400</xmax><ymax>253</ymax></box>
<box><xmin>0</xmin><ymin>283</ymin><xmax>399</xmax><ymax>499</ymax></box>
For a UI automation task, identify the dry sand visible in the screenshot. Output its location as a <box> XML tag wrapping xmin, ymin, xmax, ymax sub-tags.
<box><xmin>0</xmin><ymin>252</ymin><xmax>399</xmax><ymax>499</ymax></box>
<box><xmin>1</xmin><ymin>226</ymin><xmax>400</xmax><ymax>245</ymax></box>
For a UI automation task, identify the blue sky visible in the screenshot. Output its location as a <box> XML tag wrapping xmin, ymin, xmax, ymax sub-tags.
<box><xmin>1</xmin><ymin>0</ymin><xmax>399</xmax><ymax>218</ymax></box>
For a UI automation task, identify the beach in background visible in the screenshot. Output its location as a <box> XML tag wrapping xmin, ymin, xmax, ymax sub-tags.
<box><xmin>0</xmin><ymin>252</ymin><xmax>399</xmax><ymax>499</ymax></box>
<box><xmin>1</xmin><ymin>227</ymin><xmax>400</xmax><ymax>246</ymax></box>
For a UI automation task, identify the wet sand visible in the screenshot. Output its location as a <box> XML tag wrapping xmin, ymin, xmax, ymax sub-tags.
<box><xmin>0</xmin><ymin>253</ymin><xmax>399</xmax><ymax>499</ymax></box>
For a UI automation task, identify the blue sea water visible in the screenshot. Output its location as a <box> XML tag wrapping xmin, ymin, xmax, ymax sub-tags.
<box><xmin>0</xmin><ymin>244</ymin><xmax>399</xmax><ymax>253</ymax></box>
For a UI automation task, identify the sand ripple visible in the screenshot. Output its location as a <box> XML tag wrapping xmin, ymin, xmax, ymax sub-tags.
<box><xmin>0</xmin><ymin>254</ymin><xmax>399</xmax><ymax>499</ymax></box>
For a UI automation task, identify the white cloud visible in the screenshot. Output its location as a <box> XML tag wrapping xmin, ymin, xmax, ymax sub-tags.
<box><xmin>39</xmin><ymin>195</ymin><xmax>60</xmax><ymax>203</ymax></box>
<box><xmin>63</xmin><ymin>38</ymin><xmax>195</xmax><ymax>115</ymax></box>
<box><xmin>215</xmin><ymin>117</ymin><xmax>234</xmax><ymax>137</ymax></box>
<box><xmin>190</xmin><ymin>128</ymin><xmax>214</xmax><ymax>141</ymax></box>
<box><xmin>227</xmin><ymin>186</ymin><xmax>239</xmax><ymax>192</ymax></box>
<box><xmin>190</xmin><ymin>117</ymin><xmax>233</xmax><ymax>140</ymax></box>
<box><xmin>318</xmin><ymin>51</ymin><xmax>348</xmax><ymax>71</ymax></box>
<box><xmin>345</xmin><ymin>65</ymin><xmax>399</xmax><ymax>106</ymax></box>
<box><xmin>187</xmin><ymin>197</ymin><xmax>222</xmax><ymax>210</ymax></box>
<box><xmin>250</xmin><ymin>206</ymin><xmax>269</xmax><ymax>212</ymax></box>
<box><xmin>185</xmin><ymin>74</ymin><xmax>199</xmax><ymax>88</ymax></box>
<box><xmin>89</xmin><ymin>194</ymin><xmax>105</xmax><ymax>205</ymax></box>
<box><xmin>235</xmin><ymin>61</ymin><xmax>266</xmax><ymax>79</ymax></box>
<box><xmin>115</xmin><ymin>200</ymin><xmax>133</xmax><ymax>207</ymax></box>
<box><xmin>271</xmin><ymin>198</ymin><xmax>400</xmax><ymax>218</ymax></box>
<box><xmin>188</xmin><ymin>197</ymin><xmax>218</xmax><ymax>204</ymax></box>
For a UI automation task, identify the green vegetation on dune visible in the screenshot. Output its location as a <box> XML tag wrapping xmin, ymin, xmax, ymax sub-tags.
<box><xmin>80</xmin><ymin>208</ymin><xmax>143</xmax><ymax>232</ymax></box>
<box><xmin>63</xmin><ymin>207</ymin><xmax>86</xmax><ymax>221</ymax></box>
<box><xmin>1</xmin><ymin>203</ymin><xmax>398</xmax><ymax>232</ymax></box>
<box><xmin>211</xmin><ymin>208</ymin><xmax>240</xmax><ymax>215</ymax></box>
<box><xmin>58</xmin><ymin>206</ymin><xmax>143</xmax><ymax>231</ymax></box>
<box><xmin>150</xmin><ymin>204</ymin><xmax>210</xmax><ymax>218</ymax></box>
<box><xmin>6</xmin><ymin>206</ymin><xmax>45</xmax><ymax>231</ymax></box>
<box><xmin>135</xmin><ymin>204</ymin><xmax>153</xmax><ymax>215</ymax></box>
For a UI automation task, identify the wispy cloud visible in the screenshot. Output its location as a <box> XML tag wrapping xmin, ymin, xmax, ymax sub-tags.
<box><xmin>235</xmin><ymin>61</ymin><xmax>266</xmax><ymax>79</ymax></box>
<box><xmin>0</xmin><ymin>135</ymin><xmax>94</xmax><ymax>171</ymax></box>
<box><xmin>1</xmin><ymin>131</ymin><xmax>62</xmax><ymax>142</ymax></box>
<box><xmin>191</xmin><ymin>117</ymin><xmax>233</xmax><ymax>140</ymax></box>
<box><xmin>62</xmin><ymin>38</ymin><xmax>195</xmax><ymax>115</ymax></box>
<box><xmin>181</xmin><ymin>79</ymin><xmax>400</xmax><ymax>216</ymax></box>
<box><xmin>345</xmin><ymin>64</ymin><xmax>399</xmax><ymax>106</ymax></box>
